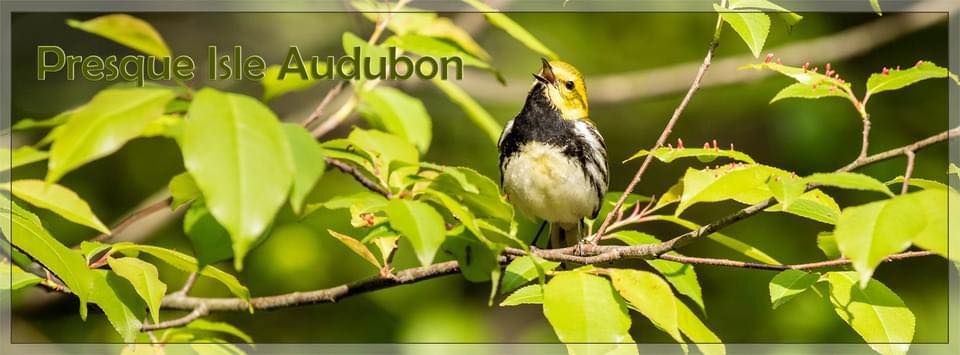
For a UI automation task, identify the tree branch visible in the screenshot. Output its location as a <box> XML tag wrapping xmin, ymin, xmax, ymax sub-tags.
<box><xmin>901</xmin><ymin>150</ymin><xmax>916</xmax><ymax>194</ymax></box>
<box><xmin>325</xmin><ymin>157</ymin><xmax>390</xmax><ymax>197</ymax></box>
<box><xmin>658</xmin><ymin>250</ymin><xmax>934</xmax><ymax>271</ymax></box>
<box><xmin>141</xmin><ymin>304</ymin><xmax>208</xmax><ymax>331</ymax></box>
<box><xmin>92</xmin><ymin>197</ymin><xmax>172</xmax><ymax>243</ymax></box>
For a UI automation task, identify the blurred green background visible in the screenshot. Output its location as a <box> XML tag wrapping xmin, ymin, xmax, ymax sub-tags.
<box><xmin>8</xmin><ymin>10</ymin><xmax>951</xmax><ymax>345</ymax></box>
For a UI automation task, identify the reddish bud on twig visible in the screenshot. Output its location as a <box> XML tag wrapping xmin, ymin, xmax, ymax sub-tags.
<box><xmin>667</xmin><ymin>143</ymin><xmax>673</xmax><ymax>149</ymax></box>
<box><xmin>776</xmin><ymin>58</ymin><xmax>782</xmax><ymax>64</ymax></box>
<box><xmin>915</xmin><ymin>60</ymin><xmax>924</xmax><ymax>67</ymax></box>
<box><xmin>704</xmin><ymin>142</ymin><xmax>711</xmax><ymax>149</ymax></box>
<box><xmin>812</xmin><ymin>67</ymin><xmax>819</xmax><ymax>73</ymax></box>
<box><xmin>895</xmin><ymin>65</ymin><xmax>900</xmax><ymax>71</ymax></box>
<box><xmin>825</xmin><ymin>63</ymin><xmax>831</xmax><ymax>71</ymax></box>
<box><xmin>729</xmin><ymin>143</ymin><xmax>735</xmax><ymax>150</ymax></box>
<box><xmin>882</xmin><ymin>67</ymin><xmax>890</xmax><ymax>75</ymax></box>
<box><xmin>712</xmin><ymin>139</ymin><xmax>718</xmax><ymax>149</ymax></box>
<box><xmin>802</xmin><ymin>62</ymin><xmax>810</xmax><ymax>70</ymax></box>
<box><xmin>764</xmin><ymin>53</ymin><xmax>774</xmax><ymax>63</ymax></box>
<box><xmin>677</xmin><ymin>138</ymin><xmax>685</xmax><ymax>149</ymax></box>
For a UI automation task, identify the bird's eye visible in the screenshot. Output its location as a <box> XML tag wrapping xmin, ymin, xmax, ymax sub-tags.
<box><xmin>564</xmin><ymin>81</ymin><xmax>575</xmax><ymax>90</ymax></box>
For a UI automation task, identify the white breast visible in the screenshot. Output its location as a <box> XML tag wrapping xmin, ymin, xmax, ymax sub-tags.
<box><xmin>502</xmin><ymin>141</ymin><xmax>600</xmax><ymax>224</ymax></box>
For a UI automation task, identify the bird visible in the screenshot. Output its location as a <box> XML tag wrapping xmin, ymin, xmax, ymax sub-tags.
<box><xmin>498</xmin><ymin>59</ymin><xmax>609</xmax><ymax>249</ymax></box>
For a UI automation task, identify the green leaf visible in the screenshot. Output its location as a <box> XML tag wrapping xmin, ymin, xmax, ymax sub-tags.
<box><xmin>384</xmin><ymin>34</ymin><xmax>491</xmax><ymax>70</ymax></box>
<box><xmin>609</xmin><ymin>269</ymin><xmax>682</xmax><ymax>343</ymax></box>
<box><xmin>185</xmin><ymin>319</ymin><xmax>254</xmax><ymax>343</ymax></box>
<box><xmin>442</xmin><ymin>235</ymin><xmax>502</xmax><ymax>283</ymax></box>
<box><xmin>431</xmin><ymin>167</ymin><xmax>515</xmax><ymax>222</ymax></box>
<box><xmin>328</xmin><ymin>229</ymin><xmax>381</xmax><ymax>269</ymax></box>
<box><xmin>677</xmin><ymin>164</ymin><xmax>784</xmax><ymax>215</ymax></box>
<box><xmin>47</xmin><ymin>87</ymin><xmax>176</xmax><ymax>182</ymax></box>
<box><xmin>281</xmin><ymin>124</ymin><xmax>326</xmax><ymax>214</ymax></box>
<box><xmin>715</xmin><ymin>4</ymin><xmax>770</xmax><ymax>58</ymax></box>
<box><xmin>543</xmin><ymin>272</ymin><xmax>637</xmax><ymax>355</ymax></box>
<box><xmin>168</xmin><ymin>172</ymin><xmax>200</xmax><ymax>210</ymax></box>
<box><xmin>107</xmin><ymin>256</ymin><xmax>167</xmax><ymax>324</ymax></box>
<box><xmin>89</xmin><ymin>269</ymin><xmax>146</xmax><ymax>342</ymax></box>
<box><xmin>348</xmin><ymin>128</ymin><xmax>420</xmax><ymax>173</ymax></box>
<box><xmin>729</xmin><ymin>0</ymin><xmax>802</xmax><ymax>26</ymax></box>
<box><xmin>646</xmin><ymin>216</ymin><xmax>781</xmax><ymax>265</ymax></box>
<box><xmin>767</xmin><ymin>189</ymin><xmax>841</xmax><ymax>224</ymax></box>
<box><xmin>817</xmin><ymin>232</ymin><xmax>841</xmax><ymax>259</ymax></box>
<box><xmin>181</xmin><ymin>88</ymin><xmax>293</xmax><ymax>270</ymax></box>
<box><xmin>825</xmin><ymin>272</ymin><xmax>915</xmax><ymax>355</ymax></box>
<box><xmin>342</xmin><ymin>31</ymin><xmax>389</xmax><ymax>83</ymax></box>
<box><xmin>770</xmin><ymin>82</ymin><xmax>849</xmax><ymax>103</ymax></box>
<box><xmin>11</xmin><ymin>179</ymin><xmax>110</xmax><ymax>233</ymax></box>
<box><xmin>866</xmin><ymin>61</ymin><xmax>958</xmax><ymax>98</ymax></box>
<box><xmin>885</xmin><ymin>176</ymin><xmax>948</xmax><ymax>191</ymax></box>
<box><xmin>948</xmin><ymin>163</ymin><xmax>959</xmax><ymax>177</ymax></box>
<box><xmin>804</xmin><ymin>172</ymin><xmax>894</xmax><ymax>197</ymax></box>
<box><xmin>261</xmin><ymin>62</ymin><xmax>326</xmax><ymax>102</ymax></box>
<box><xmin>833</xmin><ymin>193</ymin><xmax>924</xmax><ymax>286</ymax></box>
<box><xmin>1</xmin><ymin>146</ymin><xmax>50</xmax><ymax>171</ymax></box>
<box><xmin>184</xmin><ymin>201</ymin><xmax>234</xmax><ymax>267</ymax></box>
<box><xmin>67</xmin><ymin>14</ymin><xmax>171</xmax><ymax>57</ymax></box>
<box><xmin>627</xmin><ymin>146</ymin><xmax>755</xmax><ymax>164</ymax></box>
<box><xmin>415</xmin><ymin>17</ymin><xmax>492</xmax><ymax>61</ymax></box>
<box><xmin>500</xmin><ymin>255</ymin><xmax>560</xmax><ymax>294</ymax></box>
<box><xmin>140</xmin><ymin>114</ymin><xmax>183</xmax><ymax>139</ymax></box>
<box><xmin>740</xmin><ymin>62</ymin><xmax>852</xmax><ymax>89</ymax></box>
<box><xmin>357</xmin><ymin>86</ymin><xmax>432</xmax><ymax>154</ymax></box>
<box><xmin>612</xmin><ymin>231</ymin><xmax>705</xmax><ymax>313</ymax></box>
<box><xmin>903</xmin><ymin>190</ymin><xmax>953</xmax><ymax>260</ymax></box>
<box><xmin>190</xmin><ymin>343</ymin><xmax>245</xmax><ymax>355</ymax></box>
<box><xmin>768</xmin><ymin>269</ymin><xmax>819</xmax><ymax>309</ymax></box>
<box><xmin>461</xmin><ymin>0</ymin><xmax>558</xmax><ymax>60</ymax></box>
<box><xmin>431</xmin><ymin>79</ymin><xmax>501</xmax><ymax>145</ymax></box>
<box><xmin>4</xmin><ymin>201</ymin><xmax>94</xmax><ymax>318</ymax></box>
<box><xmin>0</xmin><ymin>261</ymin><xmax>43</xmax><ymax>290</ymax></box>
<box><xmin>12</xmin><ymin>110</ymin><xmax>73</xmax><ymax>130</ymax></box>
<box><xmin>869</xmin><ymin>0</ymin><xmax>882</xmax><ymax>15</ymax></box>
<box><xmin>677</xmin><ymin>299</ymin><xmax>725</xmax><ymax>355</ymax></box>
<box><xmin>767</xmin><ymin>174</ymin><xmax>805</xmax><ymax>208</ymax></box>
<box><xmin>112</xmin><ymin>244</ymin><xmax>250</xmax><ymax>303</ymax></box>
<box><xmin>80</xmin><ymin>240</ymin><xmax>113</xmax><ymax>265</ymax></box>
<box><xmin>500</xmin><ymin>284</ymin><xmax>544</xmax><ymax>306</ymax></box>
<box><xmin>384</xmin><ymin>199</ymin><xmax>447</xmax><ymax>266</ymax></box>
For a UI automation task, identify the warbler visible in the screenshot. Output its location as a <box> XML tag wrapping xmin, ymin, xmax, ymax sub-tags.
<box><xmin>498</xmin><ymin>59</ymin><xmax>609</xmax><ymax>248</ymax></box>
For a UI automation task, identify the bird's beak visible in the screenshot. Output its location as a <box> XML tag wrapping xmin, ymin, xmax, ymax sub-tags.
<box><xmin>533</xmin><ymin>58</ymin><xmax>556</xmax><ymax>85</ymax></box>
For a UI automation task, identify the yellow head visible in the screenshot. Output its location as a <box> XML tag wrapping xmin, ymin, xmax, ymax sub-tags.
<box><xmin>533</xmin><ymin>59</ymin><xmax>589</xmax><ymax>120</ymax></box>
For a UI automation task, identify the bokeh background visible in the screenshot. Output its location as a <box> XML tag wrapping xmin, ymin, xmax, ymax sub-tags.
<box><xmin>8</xmin><ymin>9</ymin><xmax>952</xmax><ymax>345</ymax></box>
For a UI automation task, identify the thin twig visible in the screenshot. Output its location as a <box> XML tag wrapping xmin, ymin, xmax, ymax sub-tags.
<box><xmin>659</xmin><ymin>250</ymin><xmax>934</xmax><ymax>271</ymax></box>
<box><xmin>301</xmin><ymin>82</ymin><xmax>346</xmax><ymax>128</ymax></box>
<box><xmin>92</xmin><ymin>197</ymin><xmax>172</xmax><ymax>243</ymax></box>
<box><xmin>141</xmin><ymin>304</ymin><xmax>208</xmax><ymax>331</ymax></box>
<box><xmin>175</xmin><ymin>272</ymin><xmax>199</xmax><ymax>297</ymax></box>
<box><xmin>325</xmin><ymin>157</ymin><xmax>390</xmax><ymax>197</ymax></box>
<box><xmin>857</xmin><ymin>113</ymin><xmax>872</xmax><ymax>160</ymax></box>
<box><xmin>840</xmin><ymin>127</ymin><xmax>959</xmax><ymax>172</ymax></box>
<box><xmin>901</xmin><ymin>150</ymin><xmax>916</xmax><ymax>194</ymax></box>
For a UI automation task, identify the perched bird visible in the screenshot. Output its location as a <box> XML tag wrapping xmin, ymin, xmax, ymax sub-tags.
<box><xmin>498</xmin><ymin>59</ymin><xmax>609</xmax><ymax>248</ymax></box>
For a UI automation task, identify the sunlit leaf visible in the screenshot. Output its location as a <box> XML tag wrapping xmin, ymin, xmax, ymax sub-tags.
<box><xmin>348</xmin><ymin>128</ymin><xmax>420</xmax><ymax>173</ymax></box>
<box><xmin>47</xmin><ymin>87</ymin><xmax>176</xmax><ymax>182</ymax></box>
<box><xmin>11</xmin><ymin>179</ymin><xmax>110</xmax><ymax>233</ymax></box>
<box><xmin>866</xmin><ymin>61</ymin><xmax>959</xmax><ymax>100</ymax></box>
<box><xmin>646</xmin><ymin>216</ymin><xmax>780</xmax><ymax>265</ymax></box>
<box><xmin>768</xmin><ymin>269</ymin><xmax>819</xmax><ymax>309</ymax></box>
<box><xmin>885</xmin><ymin>176</ymin><xmax>948</xmax><ymax>192</ymax></box>
<box><xmin>261</xmin><ymin>62</ymin><xmax>326</xmax><ymax>102</ymax></box>
<box><xmin>0</xmin><ymin>261</ymin><xmax>43</xmax><ymax>290</ymax></box>
<box><xmin>817</xmin><ymin>232</ymin><xmax>840</xmax><ymax>259</ymax></box>
<box><xmin>869</xmin><ymin>0</ymin><xmax>882</xmax><ymax>15</ymax></box>
<box><xmin>384</xmin><ymin>34</ymin><xmax>491</xmax><ymax>70</ymax></box>
<box><xmin>714</xmin><ymin>4</ymin><xmax>770</xmax><ymax>58</ymax></box>
<box><xmin>12</xmin><ymin>109</ymin><xmax>73</xmax><ymax>130</ymax></box>
<box><xmin>431</xmin><ymin>79</ymin><xmax>501</xmax><ymax>145</ymax></box>
<box><xmin>500</xmin><ymin>255</ymin><xmax>560</xmax><ymax>294</ymax></box>
<box><xmin>107</xmin><ymin>257</ymin><xmax>167</xmax><ymax>324</ymax></box>
<box><xmin>112</xmin><ymin>243</ymin><xmax>250</xmax><ymax>303</ymax></box>
<box><xmin>385</xmin><ymin>199</ymin><xmax>446</xmax><ymax>266</ymax></box>
<box><xmin>770</xmin><ymin>82</ymin><xmax>849</xmax><ymax>103</ymax></box>
<box><xmin>904</xmin><ymin>189</ymin><xmax>953</xmax><ymax>260</ymax></box>
<box><xmin>1</xmin><ymin>146</ymin><xmax>50</xmax><ymax>171</ymax></box>
<box><xmin>677</xmin><ymin>299</ymin><xmax>725</xmax><ymax>355</ymax></box>
<box><xmin>804</xmin><ymin>172</ymin><xmax>894</xmax><ymax>197</ymax></box>
<box><xmin>461</xmin><ymin>0</ymin><xmax>558</xmax><ymax>59</ymax></box>
<box><xmin>825</xmin><ymin>272</ymin><xmax>914</xmax><ymax>355</ymax></box>
<box><xmin>609</xmin><ymin>269</ymin><xmax>682</xmax><ymax>343</ymax></box>
<box><xmin>729</xmin><ymin>0</ymin><xmax>802</xmax><ymax>26</ymax></box>
<box><xmin>357</xmin><ymin>86</ymin><xmax>432</xmax><ymax>154</ymax></box>
<box><xmin>766</xmin><ymin>188</ymin><xmax>841</xmax><ymax>224</ymax></box>
<box><xmin>500</xmin><ymin>284</ymin><xmax>544</xmax><ymax>306</ymax></box>
<box><xmin>184</xmin><ymin>201</ymin><xmax>233</xmax><ymax>267</ymax></box>
<box><xmin>371</xmin><ymin>236</ymin><xmax>400</xmax><ymax>266</ymax></box>
<box><xmin>282</xmin><ymin>124</ymin><xmax>326</xmax><ymax>214</ymax></box>
<box><xmin>89</xmin><ymin>269</ymin><xmax>146</xmax><ymax>342</ymax></box>
<box><xmin>740</xmin><ymin>62</ymin><xmax>852</xmax><ymax>89</ymax></box>
<box><xmin>67</xmin><ymin>14</ymin><xmax>171</xmax><ymax>57</ymax></box>
<box><xmin>181</xmin><ymin>88</ymin><xmax>293</xmax><ymax>270</ymax></box>
<box><xmin>612</xmin><ymin>231</ymin><xmax>705</xmax><ymax>314</ymax></box>
<box><xmin>168</xmin><ymin>172</ymin><xmax>200</xmax><ymax>210</ymax></box>
<box><xmin>677</xmin><ymin>164</ymin><xmax>785</xmax><ymax>215</ymax></box>
<box><xmin>185</xmin><ymin>319</ymin><xmax>254</xmax><ymax>344</ymax></box>
<box><xmin>328</xmin><ymin>229</ymin><xmax>381</xmax><ymax>269</ymax></box>
<box><xmin>627</xmin><ymin>146</ymin><xmax>755</xmax><ymax>164</ymax></box>
<box><xmin>543</xmin><ymin>272</ymin><xmax>637</xmax><ymax>355</ymax></box>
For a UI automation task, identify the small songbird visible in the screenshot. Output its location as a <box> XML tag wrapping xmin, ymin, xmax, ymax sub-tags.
<box><xmin>498</xmin><ymin>59</ymin><xmax>609</xmax><ymax>248</ymax></box>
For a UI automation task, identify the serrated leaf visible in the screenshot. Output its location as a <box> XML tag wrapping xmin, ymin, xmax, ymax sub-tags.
<box><xmin>543</xmin><ymin>272</ymin><xmax>637</xmax><ymax>355</ymax></box>
<box><xmin>500</xmin><ymin>255</ymin><xmax>560</xmax><ymax>294</ymax></box>
<box><xmin>261</xmin><ymin>62</ymin><xmax>326</xmax><ymax>102</ymax></box>
<box><xmin>181</xmin><ymin>88</ymin><xmax>293</xmax><ymax>270</ymax></box>
<box><xmin>500</xmin><ymin>284</ymin><xmax>543</xmax><ymax>306</ymax></box>
<box><xmin>740</xmin><ymin>62</ymin><xmax>852</xmax><ymax>89</ymax></box>
<box><xmin>89</xmin><ymin>269</ymin><xmax>146</xmax><ymax>342</ymax></box>
<box><xmin>282</xmin><ymin>124</ymin><xmax>326</xmax><ymax>214</ymax></box>
<box><xmin>677</xmin><ymin>299</ymin><xmax>725</xmax><ymax>355</ymax></box>
<box><xmin>885</xmin><ymin>176</ymin><xmax>948</xmax><ymax>191</ymax></box>
<box><xmin>767</xmin><ymin>188</ymin><xmax>841</xmax><ymax>224</ymax></box>
<box><xmin>0</xmin><ymin>261</ymin><xmax>43</xmax><ymax>290</ymax></box>
<box><xmin>107</xmin><ymin>257</ymin><xmax>167</xmax><ymax>324</ymax></box>
<box><xmin>11</xmin><ymin>179</ymin><xmax>110</xmax><ymax>233</ymax></box>
<box><xmin>612</xmin><ymin>231</ymin><xmax>705</xmax><ymax>314</ymax></box>
<box><xmin>677</xmin><ymin>164</ymin><xmax>783</xmax><ymax>215</ymax></box>
<box><xmin>825</xmin><ymin>272</ymin><xmax>915</xmax><ymax>355</ymax></box>
<box><xmin>715</xmin><ymin>4</ymin><xmax>770</xmax><ymax>58</ymax></box>
<box><xmin>112</xmin><ymin>244</ymin><xmax>250</xmax><ymax>303</ymax></box>
<box><xmin>371</xmin><ymin>236</ymin><xmax>399</xmax><ymax>266</ymax></box>
<box><xmin>1</xmin><ymin>146</ymin><xmax>50</xmax><ymax>171</ymax></box>
<box><xmin>769</xmin><ymin>269</ymin><xmax>818</xmax><ymax>309</ymax></box>
<box><xmin>866</xmin><ymin>61</ymin><xmax>958</xmax><ymax>98</ymax></box>
<box><xmin>185</xmin><ymin>319</ymin><xmax>254</xmax><ymax>343</ymax></box>
<box><xmin>767</xmin><ymin>174</ymin><xmax>805</xmax><ymax>208</ymax></box>
<box><xmin>47</xmin><ymin>87</ymin><xmax>176</xmax><ymax>182</ymax></box>
<box><xmin>168</xmin><ymin>172</ymin><xmax>200</xmax><ymax>210</ymax></box>
<box><xmin>770</xmin><ymin>82</ymin><xmax>849</xmax><ymax>103</ymax></box>
<box><xmin>461</xmin><ymin>0</ymin><xmax>558</xmax><ymax>60</ymax></box>
<box><xmin>804</xmin><ymin>172</ymin><xmax>894</xmax><ymax>197</ymax></box>
<box><xmin>430</xmin><ymin>167</ymin><xmax>513</xmax><ymax>222</ymax></box>
<box><xmin>3</xmin><ymin>201</ymin><xmax>93</xmax><ymax>318</ymax></box>
<box><xmin>431</xmin><ymin>79</ymin><xmax>501</xmax><ymax>145</ymax></box>
<box><xmin>904</xmin><ymin>190</ymin><xmax>953</xmax><ymax>260</ymax></box>
<box><xmin>609</xmin><ymin>269</ymin><xmax>682</xmax><ymax>343</ymax></box>
<box><xmin>627</xmin><ymin>147</ymin><xmax>755</xmax><ymax>164</ymax></box>
<box><xmin>328</xmin><ymin>229</ymin><xmax>381</xmax><ymax>269</ymax></box>
<box><xmin>357</xmin><ymin>86</ymin><xmax>432</xmax><ymax>154</ymax></box>
<box><xmin>385</xmin><ymin>200</ymin><xmax>446</xmax><ymax>266</ymax></box>
<box><xmin>184</xmin><ymin>201</ymin><xmax>233</xmax><ymax>267</ymax></box>
<box><xmin>67</xmin><ymin>14</ymin><xmax>171</xmax><ymax>57</ymax></box>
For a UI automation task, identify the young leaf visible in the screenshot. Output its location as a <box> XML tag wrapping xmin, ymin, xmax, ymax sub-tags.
<box><xmin>869</xmin><ymin>0</ymin><xmax>882</xmax><ymax>15</ymax></box>
<box><xmin>357</xmin><ymin>87</ymin><xmax>432</xmax><ymax>154</ymax></box>
<box><xmin>885</xmin><ymin>176</ymin><xmax>948</xmax><ymax>191</ymax></box>
<box><xmin>89</xmin><ymin>269</ymin><xmax>146</xmax><ymax>342</ymax></box>
<box><xmin>767</xmin><ymin>174</ymin><xmax>805</xmax><ymax>208</ymax></box>
<box><xmin>833</xmin><ymin>193</ymin><xmax>924</xmax><ymax>286</ymax></box>
<box><xmin>1</xmin><ymin>146</ymin><xmax>50</xmax><ymax>171</ymax></box>
<box><xmin>767</xmin><ymin>189</ymin><xmax>841</xmax><ymax>224</ymax></box>
<box><xmin>328</xmin><ymin>229</ymin><xmax>381</xmax><ymax>269</ymax></box>
<box><xmin>714</xmin><ymin>4</ymin><xmax>770</xmax><ymax>58</ymax></box>
<box><xmin>803</xmin><ymin>172</ymin><xmax>894</xmax><ymax>197</ymax></box>
<box><xmin>347</xmin><ymin>128</ymin><xmax>420</xmax><ymax>172</ymax></box>
<box><xmin>384</xmin><ymin>200</ymin><xmax>447</xmax><ymax>266</ymax></box>
<box><xmin>543</xmin><ymin>272</ymin><xmax>637</xmax><ymax>355</ymax></box>
<box><xmin>817</xmin><ymin>232</ymin><xmax>841</xmax><ymax>259</ymax></box>
<box><xmin>500</xmin><ymin>284</ymin><xmax>544</xmax><ymax>306</ymax></box>
<box><xmin>676</xmin><ymin>164</ymin><xmax>782</xmax><ymax>215</ymax></box>
<box><xmin>184</xmin><ymin>201</ymin><xmax>234</xmax><ymax>267</ymax></box>
<box><xmin>47</xmin><ymin>87</ymin><xmax>176</xmax><ymax>182</ymax></box>
<box><xmin>647</xmin><ymin>215</ymin><xmax>781</xmax><ymax>265</ymax></box>
<box><xmin>825</xmin><ymin>272</ymin><xmax>915</xmax><ymax>355</ymax></box>
<box><xmin>371</xmin><ymin>236</ymin><xmax>400</xmax><ymax>266</ymax></box>
<box><xmin>442</xmin><ymin>235</ymin><xmax>502</xmax><ymax>283</ymax></box>
<box><xmin>281</xmin><ymin>124</ymin><xmax>326</xmax><ymax>214</ymax></box>
<box><xmin>415</xmin><ymin>17</ymin><xmax>492</xmax><ymax>61</ymax></box>
<box><xmin>903</xmin><ymin>189</ymin><xmax>952</xmax><ymax>260</ymax></box>
<box><xmin>768</xmin><ymin>269</ymin><xmax>819</xmax><ymax>309</ymax></box>
<box><xmin>866</xmin><ymin>61</ymin><xmax>958</xmax><ymax>99</ymax></box>
<box><xmin>12</xmin><ymin>109</ymin><xmax>73</xmax><ymax>130</ymax></box>
<box><xmin>612</xmin><ymin>231</ymin><xmax>706</xmax><ymax>313</ymax></box>
<box><xmin>431</xmin><ymin>79</ymin><xmax>501</xmax><ymax>145</ymax></box>
<box><xmin>185</xmin><ymin>319</ymin><xmax>254</xmax><ymax>343</ymax></box>
<box><xmin>461</xmin><ymin>0</ymin><xmax>558</xmax><ymax>59</ymax></box>
<box><xmin>627</xmin><ymin>146</ymin><xmax>755</xmax><ymax>164</ymax></box>
<box><xmin>4</xmin><ymin>202</ymin><xmax>94</xmax><ymax>318</ymax></box>
<box><xmin>107</xmin><ymin>257</ymin><xmax>167</xmax><ymax>324</ymax></box>
<box><xmin>500</xmin><ymin>255</ymin><xmax>560</xmax><ymax>294</ymax></box>
<box><xmin>729</xmin><ymin>0</ymin><xmax>802</xmax><ymax>26</ymax></box>
<box><xmin>740</xmin><ymin>62</ymin><xmax>852</xmax><ymax>91</ymax></box>
<box><xmin>609</xmin><ymin>269</ymin><xmax>683</xmax><ymax>343</ymax></box>
<box><xmin>181</xmin><ymin>88</ymin><xmax>294</xmax><ymax>270</ymax></box>
<box><xmin>11</xmin><ymin>179</ymin><xmax>110</xmax><ymax>233</ymax></box>
<box><xmin>770</xmin><ymin>82</ymin><xmax>849</xmax><ymax>103</ymax></box>
<box><xmin>67</xmin><ymin>14</ymin><xmax>171</xmax><ymax>57</ymax></box>
<box><xmin>168</xmin><ymin>172</ymin><xmax>200</xmax><ymax>210</ymax></box>
<box><xmin>112</xmin><ymin>243</ymin><xmax>250</xmax><ymax>303</ymax></box>
<box><xmin>261</xmin><ymin>62</ymin><xmax>326</xmax><ymax>102</ymax></box>
<box><xmin>384</xmin><ymin>34</ymin><xmax>491</xmax><ymax>70</ymax></box>
<box><xmin>0</xmin><ymin>261</ymin><xmax>43</xmax><ymax>290</ymax></box>
<box><xmin>677</xmin><ymin>299</ymin><xmax>725</xmax><ymax>355</ymax></box>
